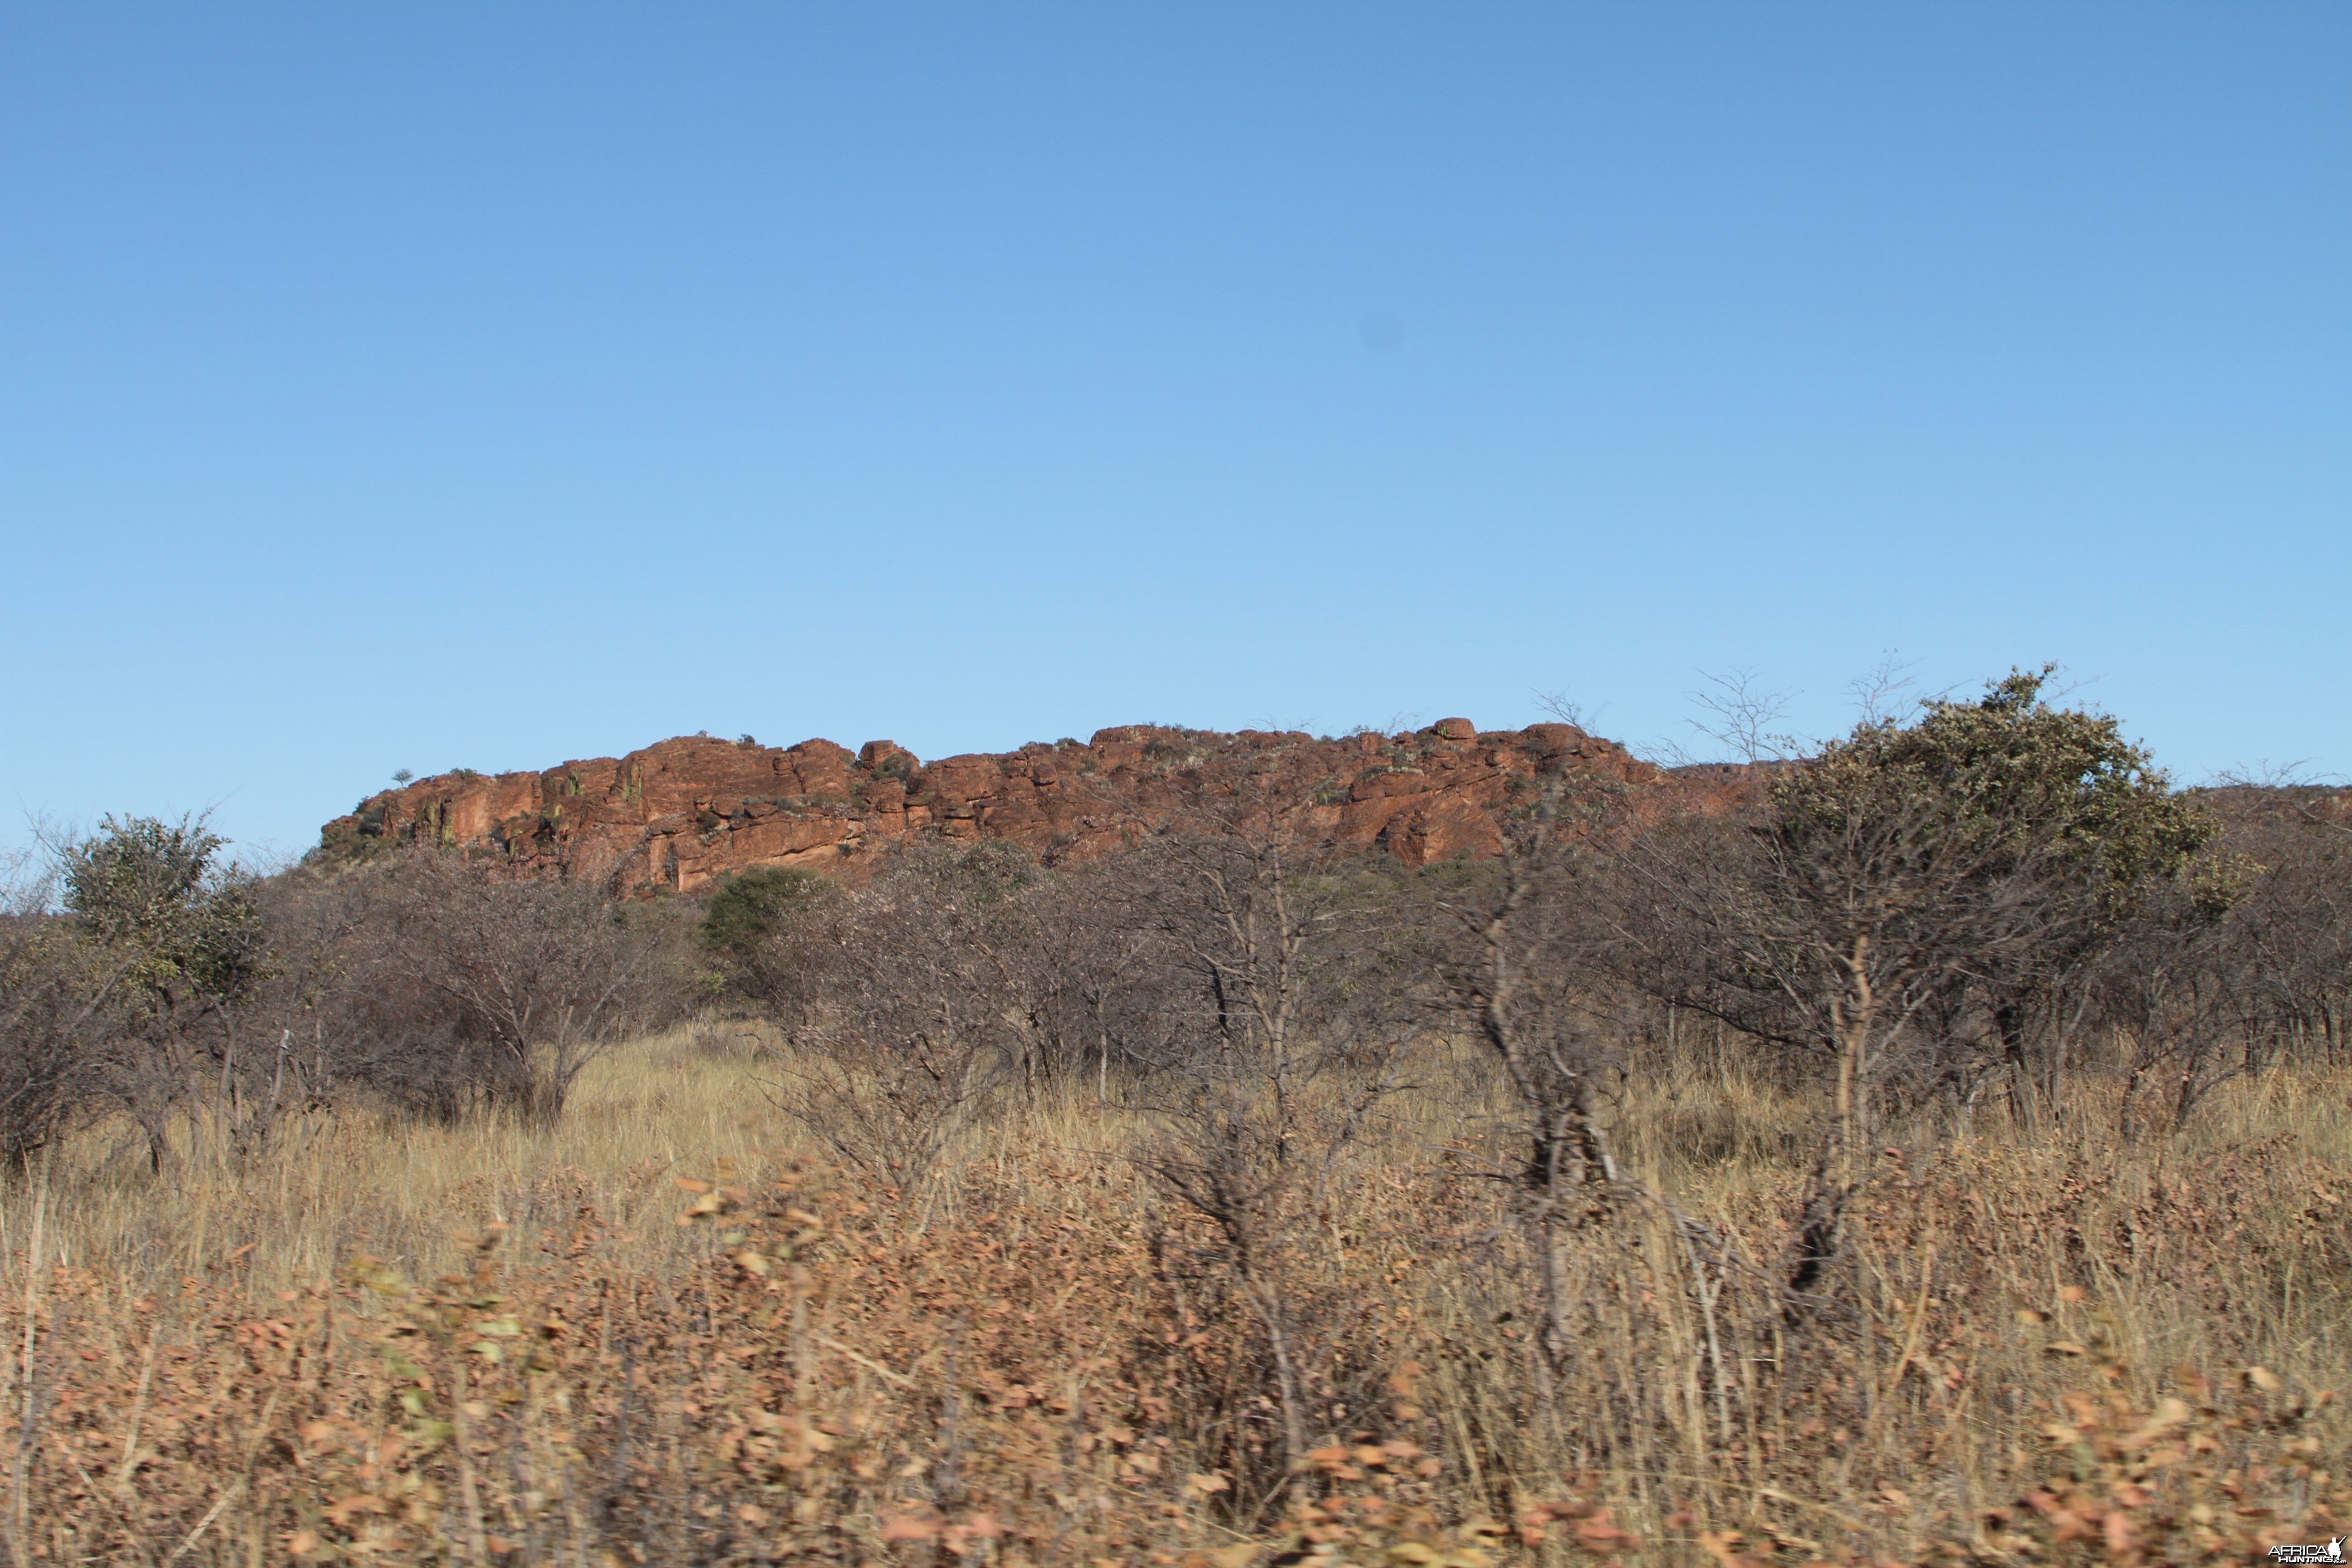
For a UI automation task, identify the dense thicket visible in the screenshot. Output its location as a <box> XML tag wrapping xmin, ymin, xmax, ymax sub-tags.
<box><xmin>0</xmin><ymin>828</ymin><xmax>682</xmax><ymax>1169</ymax></box>
<box><xmin>3</xmin><ymin>671</ymin><xmax>2345</xmax><ymax>1196</ymax></box>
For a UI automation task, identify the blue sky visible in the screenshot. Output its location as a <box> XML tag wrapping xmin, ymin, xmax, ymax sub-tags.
<box><xmin>5</xmin><ymin>4</ymin><xmax>2345</xmax><ymax>861</ymax></box>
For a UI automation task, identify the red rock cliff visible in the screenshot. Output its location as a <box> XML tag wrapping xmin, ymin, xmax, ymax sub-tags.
<box><xmin>318</xmin><ymin>718</ymin><xmax>1689</xmax><ymax>894</ymax></box>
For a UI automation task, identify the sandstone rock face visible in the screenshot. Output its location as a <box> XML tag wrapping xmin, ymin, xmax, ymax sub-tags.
<box><xmin>319</xmin><ymin>719</ymin><xmax>1691</xmax><ymax>894</ymax></box>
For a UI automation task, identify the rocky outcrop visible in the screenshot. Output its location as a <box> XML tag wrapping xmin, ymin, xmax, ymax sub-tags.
<box><xmin>317</xmin><ymin>719</ymin><xmax>1690</xmax><ymax>894</ymax></box>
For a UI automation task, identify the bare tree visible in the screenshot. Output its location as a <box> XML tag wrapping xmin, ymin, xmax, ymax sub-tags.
<box><xmin>1845</xmin><ymin>651</ymin><xmax>1919</xmax><ymax>727</ymax></box>
<box><xmin>0</xmin><ymin>852</ymin><xmax>102</xmax><ymax>1170</ymax></box>
<box><xmin>1000</xmin><ymin>859</ymin><xmax>1169</xmax><ymax>1099</ymax></box>
<box><xmin>1532</xmin><ymin>688</ymin><xmax>1606</xmax><ymax>733</ymax></box>
<box><xmin>1122</xmin><ymin>781</ymin><xmax>1415</xmax><ymax>1511</ymax></box>
<box><xmin>215</xmin><ymin>867</ymin><xmax>387</xmax><ymax>1153</ymax></box>
<box><xmin>367</xmin><ymin>849</ymin><xmax>665</xmax><ymax>1123</ymax></box>
<box><xmin>1438</xmin><ymin>780</ymin><xmax>1631</xmax><ymax>1369</ymax></box>
<box><xmin>2093</xmin><ymin>870</ymin><xmax>2256</xmax><ymax>1139</ymax></box>
<box><xmin>1427</xmin><ymin>775</ymin><xmax>1778</xmax><ymax>1481</ymax></box>
<box><xmin>756</xmin><ymin>842</ymin><xmax>1032</xmax><ymax>1190</ymax></box>
<box><xmin>1687</xmin><ymin>667</ymin><xmax>1799</xmax><ymax>768</ymax></box>
<box><xmin>2208</xmin><ymin>785</ymin><xmax>2352</xmax><ymax>1064</ymax></box>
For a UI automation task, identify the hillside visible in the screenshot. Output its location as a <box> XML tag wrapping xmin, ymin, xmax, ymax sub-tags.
<box><xmin>316</xmin><ymin>717</ymin><xmax>1691</xmax><ymax>892</ymax></box>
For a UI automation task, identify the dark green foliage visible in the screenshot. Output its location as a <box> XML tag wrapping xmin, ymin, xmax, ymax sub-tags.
<box><xmin>0</xmin><ymin>815</ymin><xmax>279</xmax><ymax>1171</ymax></box>
<box><xmin>65</xmin><ymin>815</ymin><xmax>270</xmax><ymax>1007</ymax></box>
<box><xmin>1771</xmin><ymin>665</ymin><xmax>2217</xmax><ymax>924</ymax></box>
<box><xmin>1628</xmin><ymin>665</ymin><xmax>2236</xmax><ymax>1196</ymax></box>
<box><xmin>699</xmin><ymin>866</ymin><xmax>831</xmax><ymax>956</ymax></box>
<box><xmin>1742</xmin><ymin>667</ymin><xmax>2225</xmax><ymax>1063</ymax></box>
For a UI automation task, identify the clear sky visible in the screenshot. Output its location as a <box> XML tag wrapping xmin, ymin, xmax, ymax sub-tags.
<box><xmin>5</xmin><ymin>4</ymin><xmax>2345</xmax><ymax>862</ymax></box>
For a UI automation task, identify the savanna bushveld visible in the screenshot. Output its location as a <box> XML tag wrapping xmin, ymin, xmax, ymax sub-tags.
<box><xmin>3</xmin><ymin>671</ymin><xmax>2349</xmax><ymax>1567</ymax></box>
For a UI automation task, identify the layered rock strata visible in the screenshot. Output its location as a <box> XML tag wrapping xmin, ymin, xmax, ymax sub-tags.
<box><xmin>318</xmin><ymin>719</ymin><xmax>1679</xmax><ymax>894</ymax></box>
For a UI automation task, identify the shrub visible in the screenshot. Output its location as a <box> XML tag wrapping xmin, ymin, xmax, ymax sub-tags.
<box><xmin>699</xmin><ymin>865</ymin><xmax>831</xmax><ymax>957</ymax></box>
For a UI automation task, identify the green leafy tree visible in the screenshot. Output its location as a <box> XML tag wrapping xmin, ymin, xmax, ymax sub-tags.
<box><xmin>62</xmin><ymin>815</ymin><xmax>271</xmax><ymax>1169</ymax></box>
<box><xmin>369</xmin><ymin>848</ymin><xmax>663</xmax><ymax>1125</ymax></box>
<box><xmin>65</xmin><ymin>815</ymin><xmax>268</xmax><ymax>1007</ymax></box>
<box><xmin>699</xmin><ymin>866</ymin><xmax>832</xmax><ymax>957</ymax></box>
<box><xmin>1774</xmin><ymin>666</ymin><xmax>2218</xmax><ymax>1112</ymax></box>
<box><xmin>1637</xmin><ymin>667</ymin><xmax>2219</xmax><ymax>1299</ymax></box>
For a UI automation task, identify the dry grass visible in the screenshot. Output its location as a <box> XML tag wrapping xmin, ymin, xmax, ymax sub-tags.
<box><xmin>3</xmin><ymin>1027</ymin><xmax>2349</xmax><ymax>1565</ymax></box>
